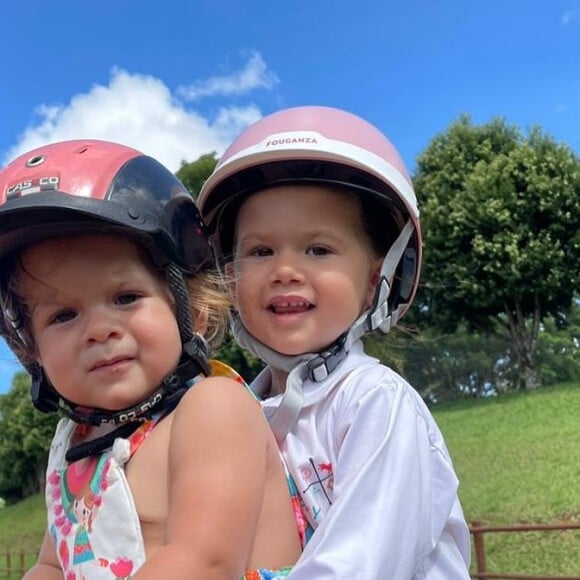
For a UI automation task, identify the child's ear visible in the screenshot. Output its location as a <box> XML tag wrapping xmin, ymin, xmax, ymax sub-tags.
<box><xmin>366</xmin><ymin>258</ymin><xmax>383</xmax><ymax>308</ymax></box>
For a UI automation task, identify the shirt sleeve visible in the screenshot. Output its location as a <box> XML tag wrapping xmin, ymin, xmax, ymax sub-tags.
<box><xmin>286</xmin><ymin>371</ymin><xmax>471</xmax><ymax>579</ymax></box>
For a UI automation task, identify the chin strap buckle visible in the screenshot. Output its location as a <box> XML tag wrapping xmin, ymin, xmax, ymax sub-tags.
<box><xmin>306</xmin><ymin>333</ymin><xmax>348</xmax><ymax>382</ymax></box>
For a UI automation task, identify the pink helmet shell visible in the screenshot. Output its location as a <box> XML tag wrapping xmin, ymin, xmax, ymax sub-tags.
<box><xmin>198</xmin><ymin>105</ymin><xmax>422</xmax><ymax>320</ymax></box>
<box><xmin>199</xmin><ymin>106</ymin><xmax>418</xmax><ymax>224</ymax></box>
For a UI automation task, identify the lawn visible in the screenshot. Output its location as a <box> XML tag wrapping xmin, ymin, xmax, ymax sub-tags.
<box><xmin>433</xmin><ymin>383</ymin><xmax>580</xmax><ymax>575</ymax></box>
<box><xmin>0</xmin><ymin>493</ymin><xmax>45</xmax><ymax>578</ymax></box>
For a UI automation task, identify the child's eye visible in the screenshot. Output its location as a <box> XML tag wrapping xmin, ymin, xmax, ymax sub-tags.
<box><xmin>307</xmin><ymin>245</ymin><xmax>331</xmax><ymax>256</ymax></box>
<box><xmin>115</xmin><ymin>292</ymin><xmax>141</xmax><ymax>306</ymax></box>
<box><xmin>250</xmin><ymin>246</ymin><xmax>273</xmax><ymax>257</ymax></box>
<box><xmin>49</xmin><ymin>309</ymin><xmax>77</xmax><ymax>325</ymax></box>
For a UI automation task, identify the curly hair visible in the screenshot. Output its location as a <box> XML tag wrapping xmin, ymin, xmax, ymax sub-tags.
<box><xmin>185</xmin><ymin>269</ymin><xmax>231</xmax><ymax>354</ymax></box>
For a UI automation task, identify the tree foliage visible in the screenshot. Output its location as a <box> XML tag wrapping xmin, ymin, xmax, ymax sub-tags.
<box><xmin>536</xmin><ymin>298</ymin><xmax>580</xmax><ymax>385</ymax></box>
<box><xmin>0</xmin><ymin>373</ymin><xmax>59</xmax><ymax>501</ymax></box>
<box><xmin>406</xmin><ymin>327</ymin><xmax>516</xmax><ymax>402</ymax></box>
<box><xmin>176</xmin><ymin>152</ymin><xmax>219</xmax><ymax>198</ymax></box>
<box><xmin>413</xmin><ymin>116</ymin><xmax>580</xmax><ymax>390</ymax></box>
<box><xmin>365</xmin><ymin>322</ymin><xmax>515</xmax><ymax>403</ymax></box>
<box><xmin>216</xmin><ymin>338</ymin><xmax>264</xmax><ymax>384</ymax></box>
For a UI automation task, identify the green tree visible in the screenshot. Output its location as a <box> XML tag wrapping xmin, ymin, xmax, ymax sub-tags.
<box><xmin>217</xmin><ymin>339</ymin><xmax>264</xmax><ymax>384</ymax></box>
<box><xmin>364</xmin><ymin>311</ymin><xmax>514</xmax><ymax>403</ymax></box>
<box><xmin>0</xmin><ymin>373</ymin><xmax>60</xmax><ymax>501</ymax></box>
<box><xmin>176</xmin><ymin>152</ymin><xmax>219</xmax><ymax>198</ymax></box>
<box><xmin>414</xmin><ymin>116</ymin><xmax>580</xmax><ymax>390</ymax></box>
<box><xmin>536</xmin><ymin>298</ymin><xmax>580</xmax><ymax>385</ymax></box>
<box><xmin>402</xmin><ymin>326</ymin><xmax>513</xmax><ymax>402</ymax></box>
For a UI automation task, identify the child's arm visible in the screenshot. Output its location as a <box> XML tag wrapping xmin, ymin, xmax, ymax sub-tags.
<box><xmin>22</xmin><ymin>529</ymin><xmax>64</xmax><ymax>579</ymax></box>
<box><xmin>134</xmin><ymin>376</ymin><xmax>270</xmax><ymax>579</ymax></box>
<box><xmin>286</xmin><ymin>375</ymin><xmax>470</xmax><ymax>579</ymax></box>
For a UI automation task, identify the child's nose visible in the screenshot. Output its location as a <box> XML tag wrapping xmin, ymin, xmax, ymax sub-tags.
<box><xmin>83</xmin><ymin>307</ymin><xmax>122</xmax><ymax>343</ymax></box>
<box><xmin>271</xmin><ymin>254</ymin><xmax>304</xmax><ymax>284</ymax></box>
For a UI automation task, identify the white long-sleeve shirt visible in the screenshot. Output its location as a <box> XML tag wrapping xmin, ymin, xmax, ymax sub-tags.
<box><xmin>252</xmin><ymin>341</ymin><xmax>471</xmax><ymax>579</ymax></box>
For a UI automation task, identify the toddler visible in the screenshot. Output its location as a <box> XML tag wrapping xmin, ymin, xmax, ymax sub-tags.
<box><xmin>198</xmin><ymin>106</ymin><xmax>472</xmax><ymax>578</ymax></box>
<box><xmin>0</xmin><ymin>139</ymin><xmax>303</xmax><ymax>579</ymax></box>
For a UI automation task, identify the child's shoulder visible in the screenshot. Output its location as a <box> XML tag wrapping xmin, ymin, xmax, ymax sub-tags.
<box><xmin>339</xmin><ymin>354</ymin><xmax>410</xmax><ymax>390</ymax></box>
<box><xmin>168</xmin><ymin>365</ymin><xmax>269</xmax><ymax>460</ymax></box>
<box><xmin>175</xmin><ymin>361</ymin><xmax>262</xmax><ymax>421</ymax></box>
<box><xmin>334</xmin><ymin>359</ymin><xmax>444</xmax><ymax>433</ymax></box>
<box><xmin>334</xmin><ymin>358</ymin><xmax>425</xmax><ymax>410</ymax></box>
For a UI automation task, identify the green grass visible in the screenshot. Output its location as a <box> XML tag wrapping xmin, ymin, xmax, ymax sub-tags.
<box><xmin>433</xmin><ymin>383</ymin><xmax>580</xmax><ymax>575</ymax></box>
<box><xmin>0</xmin><ymin>494</ymin><xmax>45</xmax><ymax>579</ymax></box>
<box><xmin>0</xmin><ymin>493</ymin><xmax>45</xmax><ymax>548</ymax></box>
<box><xmin>1</xmin><ymin>383</ymin><xmax>579</xmax><ymax>576</ymax></box>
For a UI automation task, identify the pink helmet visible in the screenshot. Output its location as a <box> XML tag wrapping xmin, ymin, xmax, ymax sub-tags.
<box><xmin>198</xmin><ymin>105</ymin><xmax>422</xmax><ymax>323</ymax></box>
<box><xmin>0</xmin><ymin>139</ymin><xmax>213</xmax><ymax>424</ymax></box>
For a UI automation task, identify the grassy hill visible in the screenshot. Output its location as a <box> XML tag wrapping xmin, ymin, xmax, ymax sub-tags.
<box><xmin>433</xmin><ymin>383</ymin><xmax>580</xmax><ymax>575</ymax></box>
<box><xmin>0</xmin><ymin>492</ymin><xmax>45</xmax><ymax>547</ymax></box>
<box><xmin>0</xmin><ymin>493</ymin><xmax>45</xmax><ymax>578</ymax></box>
<box><xmin>1</xmin><ymin>383</ymin><xmax>578</xmax><ymax>576</ymax></box>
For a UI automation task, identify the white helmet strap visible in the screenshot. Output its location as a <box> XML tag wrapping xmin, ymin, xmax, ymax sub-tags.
<box><xmin>367</xmin><ymin>219</ymin><xmax>414</xmax><ymax>333</ymax></box>
<box><xmin>232</xmin><ymin>220</ymin><xmax>413</xmax><ymax>443</ymax></box>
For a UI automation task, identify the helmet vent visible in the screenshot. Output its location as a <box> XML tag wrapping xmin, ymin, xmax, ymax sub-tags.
<box><xmin>25</xmin><ymin>155</ymin><xmax>44</xmax><ymax>168</ymax></box>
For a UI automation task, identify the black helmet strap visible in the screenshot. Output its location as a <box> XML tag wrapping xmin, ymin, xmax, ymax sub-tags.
<box><xmin>32</xmin><ymin>332</ymin><xmax>209</xmax><ymax>426</ymax></box>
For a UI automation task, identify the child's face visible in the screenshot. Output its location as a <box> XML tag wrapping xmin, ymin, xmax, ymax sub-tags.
<box><xmin>232</xmin><ymin>185</ymin><xmax>381</xmax><ymax>356</ymax></box>
<box><xmin>17</xmin><ymin>234</ymin><xmax>182</xmax><ymax>411</ymax></box>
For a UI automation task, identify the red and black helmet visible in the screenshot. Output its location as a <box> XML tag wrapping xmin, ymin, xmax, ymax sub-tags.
<box><xmin>0</xmin><ymin>139</ymin><xmax>213</xmax><ymax>274</ymax></box>
<box><xmin>0</xmin><ymin>139</ymin><xmax>213</xmax><ymax>424</ymax></box>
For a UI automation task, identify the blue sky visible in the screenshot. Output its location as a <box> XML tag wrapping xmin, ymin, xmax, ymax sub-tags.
<box><xmin>1</xmin><ymin>0</ymin><xmax>580</xmax><ymax>394</ymax></box>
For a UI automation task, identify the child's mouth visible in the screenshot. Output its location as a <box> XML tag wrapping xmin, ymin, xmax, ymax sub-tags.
<box><xmin>268</xmin><ymin>300</ymin><xmax>313</xmax><ymax>314</ymax></box>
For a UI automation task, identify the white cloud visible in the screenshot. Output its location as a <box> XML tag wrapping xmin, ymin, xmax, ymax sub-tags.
<box><xmin>0</xmin><ymin>55</ymin><xmax>278</xmax><ymax>391</ymax></box>
<box><xmin>3</xmin><ymin>61</ymin><xmax>271</xmax><ymax>172</ymax></box>
<box><xmin>177</xmin><ymin>51</ymin><xmax>279</xmax><ymax>101</ymax></box>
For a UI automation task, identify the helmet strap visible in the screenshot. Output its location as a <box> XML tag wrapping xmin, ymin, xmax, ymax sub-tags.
<box><xmin>32</xmin><ymin>333</ymin><xmax>210</xmax><ymax>426</ymax></box>
<box><xmin>62</xmin><ymin>339</ymin><xmax>209</xmax><ymax>461</ymax></box>
<box><xmin>165</xmin><ymin>264</ymin><xmax>195</xmax><ymax>344</ymax></box>
<box><xmin>366</xmin><ymin>220</ymin><xmax>414</xmax><ymax>334</ymax></box>
<box><xmin>65</xmin><ymin>421</ymin><xmax>142</xmax><ymax>463</ymax></box>
<box><xmin>30</xmin><ymin>366</ymin><xmax>60</xmax><ymax>413</ymax></box>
